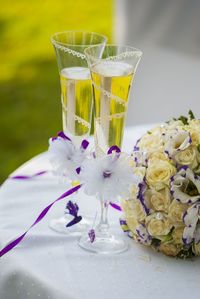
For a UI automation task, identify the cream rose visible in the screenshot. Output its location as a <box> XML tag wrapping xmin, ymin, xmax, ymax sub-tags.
<box><xmin>172</xmin><ymin>226</ymin><xmax>185</xmax><ymax>244</ymax></box>
<box><xmin>166</xmin><ymin>120</ymin><xmax>184</xmax><ymax>131</ymax></box>
<box><xmin>121</xmin><ymin>198</ymin><xmax>145</xmax><ymax>223</ymax></box>
<box><xmin>158</xmin><ymin>243</ymin><xmax>181</xmax><ymax>256</ymax></box>
<box><xmin>146</xmin><ymin>159</ymin><xmax>176</xmax><ymax>189</ymax></box>
<box><xmin>174</xmin><ymin>146</ymin><xmax>198</xmax><ymax>169</ymax></box>
<box><xmin>148</xmin><ymin>152</ymin><xmax>169</xmax><ymax>162</ymax></box>
<box><xmin>145</xmin><ymin>187</ymin><xmax>171</xmax><ymax>212</ymax></box>
<box><xmin>133</xmin><ymin>166</ymin><xmax>146</xmax><ymax>180</ymax></box>
<box><xmin>188</xmin><ymin>120</ymin><xmax>200</xmax><ymax>145</ymax></box>
<box><xmin>190</xmin><ymin>129</ymin><xmax>200</xmax><ymax>146</ymax></box>
<box><xmin>138</xmin><ymin>128</ymin><xmax>163</xmax><ymax>153</ymax></box>
<box><xmin>146</xmin><ymin>212</ymin><xmax>172</xmax><ymax>237</ymax></box>
<box><xmin>168</xmin><ymin>200</ymin><xmax>188</xmax><ymax>225</ymax></box>
<box><xmin>192</xmin><ymin>243</ymin><xmax>200</xmax><ymax>256</ymax></box>
<box><xmin>121</xmin><ymin>199</ymin><xmax>140</xmax><ymax>234</ymax></box>
<box><xmin>129</xmin><ymin>185</ymin><xmax>139</xmax><ymax>199</ymax></box>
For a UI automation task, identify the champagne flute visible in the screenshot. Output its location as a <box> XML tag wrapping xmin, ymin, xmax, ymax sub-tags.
<box><xmin>78</xmin><ymin>45</ymin><xmax>142</xmax><ymax>253</ymax></box>
<box><xmin>49</xmin><ymin>31</ymin><xmax>107</xmax><ymax>234</ymax></box>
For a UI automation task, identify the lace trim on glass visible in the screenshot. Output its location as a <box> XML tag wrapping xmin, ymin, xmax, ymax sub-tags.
<box><xmin>92</xmin><ymin>81</ymin><xmax>127</xmax><ymax>107</ymax></box>
<box><xmin>61</xmin><ymin>98</ymin><xmax>91</xmax><ymax>129</ymax></box>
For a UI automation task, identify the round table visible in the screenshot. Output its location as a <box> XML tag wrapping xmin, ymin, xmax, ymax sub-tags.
<box><xmin>0</xmin><ymin>125</ymin><xmax>200</xmax><ymax>299</ymax></box>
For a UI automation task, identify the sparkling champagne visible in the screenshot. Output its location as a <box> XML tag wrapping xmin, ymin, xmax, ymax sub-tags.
<box><xmin>60</xmin><ymin>67</ymin><xmax>93</xmax><ymax>139</ymax></box>
<box><xmin>91</xmin><ymin>61</ymin><xmax>134</xmax><ymax>153</ymax></box>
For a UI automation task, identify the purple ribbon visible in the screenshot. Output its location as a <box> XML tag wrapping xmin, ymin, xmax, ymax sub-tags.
<box><xmin>107</xmin><ymin>145</ymin><xmax>121</xmax><ymax>155</ymax></box>
<box><xmin>10</xmin><ymin>171</ymin><xmax>48</xmax><ymax>180</ymax></box>
<box><xmin>0</xmin><ymin>184</ymin><xmax>81</xmax><ymax>258</ymax></box>
<box><xmin>88</xmin><ymin>229</ymin><xmax>95</xmax><ymax>243</ymax></box>
<box><xmin>57</xmin><ymin>131</ymin><xmax>71</xmax><ymax>141</ymax></box>
<box><xmin>81</xmin><ymin>139</ymin><xmax>89</xmax><ymax>150</ymax></box>
<box><xmin>110</xmin><ymin>202</ymin><xmax>122</xmax><ymax>211</ymax></box>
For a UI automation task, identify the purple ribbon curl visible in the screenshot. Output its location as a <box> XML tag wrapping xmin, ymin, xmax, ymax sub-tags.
<box><xmin>10</xmin><ymin>171</ymin><xmax>48</xmax><ymax>180</ymax></box>
<box><xmin>0</xmin><ymin>184</ymin><xmax>81</xmax><ymax>258</ymax></box>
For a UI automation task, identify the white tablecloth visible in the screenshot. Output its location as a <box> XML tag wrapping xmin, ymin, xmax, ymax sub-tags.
<box><xmin>1</xmin><ymin>125</ymin><xmax>200</xmax><ymax>299</ymax></box>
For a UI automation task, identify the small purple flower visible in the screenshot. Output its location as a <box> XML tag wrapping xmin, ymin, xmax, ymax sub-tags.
<box><xmin>88</xmin><ymin>229</ymin><xmax>95</xmax><ymax>243</ymax></box>
<box><xmin>133</xmin><ymin>138</ymin><xmax>141</xmax><ymax>152</ymax></box>
<box><xmin>66</xmin><ymin>200</ymin><xmax>79</xmax><ymax>217</ymax></box>
<box><xmin>65</xmin><ymin>201</ymin><xmax>82</xmax><ymax>227</ymax></box>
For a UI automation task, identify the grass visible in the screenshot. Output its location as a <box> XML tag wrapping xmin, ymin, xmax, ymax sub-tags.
<box><xmin>0</xmin><ymin>0</ymin><xmax>112</xmax><ymax>183</ymax></box>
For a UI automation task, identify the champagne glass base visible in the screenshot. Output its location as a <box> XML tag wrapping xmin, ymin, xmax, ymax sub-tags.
<box><xmin>78</xmin><ymin>231</ymin><xmax>128</xmax><ymax>254</ymax></box>
<box><xmin>49</xmin><ymin>216</ymin><xmax>91</xmax><ymax>236</ymax></box>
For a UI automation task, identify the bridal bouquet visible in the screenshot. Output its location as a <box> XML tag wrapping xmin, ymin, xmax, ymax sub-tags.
<box><xmin>121</xmin><ymin>111</ymin><xmax>200</xmax><ymax>258</ymax></box>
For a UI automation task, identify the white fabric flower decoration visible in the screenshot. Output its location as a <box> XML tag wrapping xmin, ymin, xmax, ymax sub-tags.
<box><xmin>48</xmin><ymin>131</ymin><xmax>89</xmax><ymax>180</ymax></box>
<box><xmin>164</xmin><ymin>130</ymin><xmax>192</xmax><ymax>157</ymax></box>
<box><xmin>80</xmin><ymin>152</ymin><xmax>139</xmax><ymax>201</ymax></box>
<box><xmin>171</xmin><ymin>167</ymin><xmax>200</xmax><ymax>204</ymax></box>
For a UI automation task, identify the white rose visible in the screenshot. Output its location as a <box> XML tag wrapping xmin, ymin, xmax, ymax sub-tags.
<box><xmin>168</xmin><ymin>200</ymin><xmax>188</xmax><ymax>225</ymax></box>
<box><xmin>138</xmin><ymin>128</ymin><xmax>163</xmax><ymax>153</ymax></box>
<box><xmin>132</xmin><ymin>166</ymin><xmax>146</xmax><ymax>180</ymax></box>
<box><xmin>188</xmin><ymin>120</ymin><xmax>200</xmax><ymax>145</ymax></box>
<box><xmin>174</xmin><ymin>146</ymin><xmax>198</xmax><ymax>169</ymax></box>
<box><xmin>165</xmin><ymin>120</ymin><xmax>184</xmax><ymax>131</ymax></box>
<box><xmin>145</xmin><ymin>187</ymin><xmax>171</xmax><ymax>212</ymax></box>
<box><xmin>146</xmin><ymin>159</ymin><xmax>176</xmax><ymax>189</ymax></box>
<box><xmin>146</xmin><ymin>212</ymin><xmax>172</xmax><ymax>237</ymax></box>
<box><xmin>148</xmin><ymin>152</ymin><xmax>169</xmax><ymax>162</ymax></box>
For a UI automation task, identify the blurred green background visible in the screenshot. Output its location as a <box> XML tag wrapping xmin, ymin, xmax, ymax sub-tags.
<box><xmin>0</xmin><ymin>0</ymin><xmax>112</xmax><ymax>183</ymax></box>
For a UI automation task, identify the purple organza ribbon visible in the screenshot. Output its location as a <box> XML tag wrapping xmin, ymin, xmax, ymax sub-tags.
<box><xmin>0</xmin><ymin>184</ymin><xmax>81</xmax><ymax>258</ymax></box>
<box><xmin>10</xmin><ymin>170</ymin><xmax>48</xmax><ymax>180</ymax></box>
<box><xmin>110</xmin><ymin>202</ymin><xmax>122</xmax><ymax>211</ymax></box>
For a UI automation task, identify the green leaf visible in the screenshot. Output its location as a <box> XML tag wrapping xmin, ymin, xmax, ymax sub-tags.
<box><xmin>177</xmin><ymin>245</ymin><xmax>194</xmax><ymax>259</ymax></box>
<box><xmin>188</xmin><ymin>110</ymin><xmax>195</xmax><ymax>120</ymax></box>
<box><xmin>178</xmin><ymin>115</ymin><xmax>188</xmax><ymax>125</ymax></box>
<box><xmin>151</xmin><ymin>238</ymin><xmax>161</xmax><ymax>247</ymax></box>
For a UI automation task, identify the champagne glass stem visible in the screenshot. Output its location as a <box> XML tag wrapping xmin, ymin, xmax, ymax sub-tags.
<box><xmin>97</xmin><ymin>200</ymin><xmax>109</xmax><ymax>234</ymax></box>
